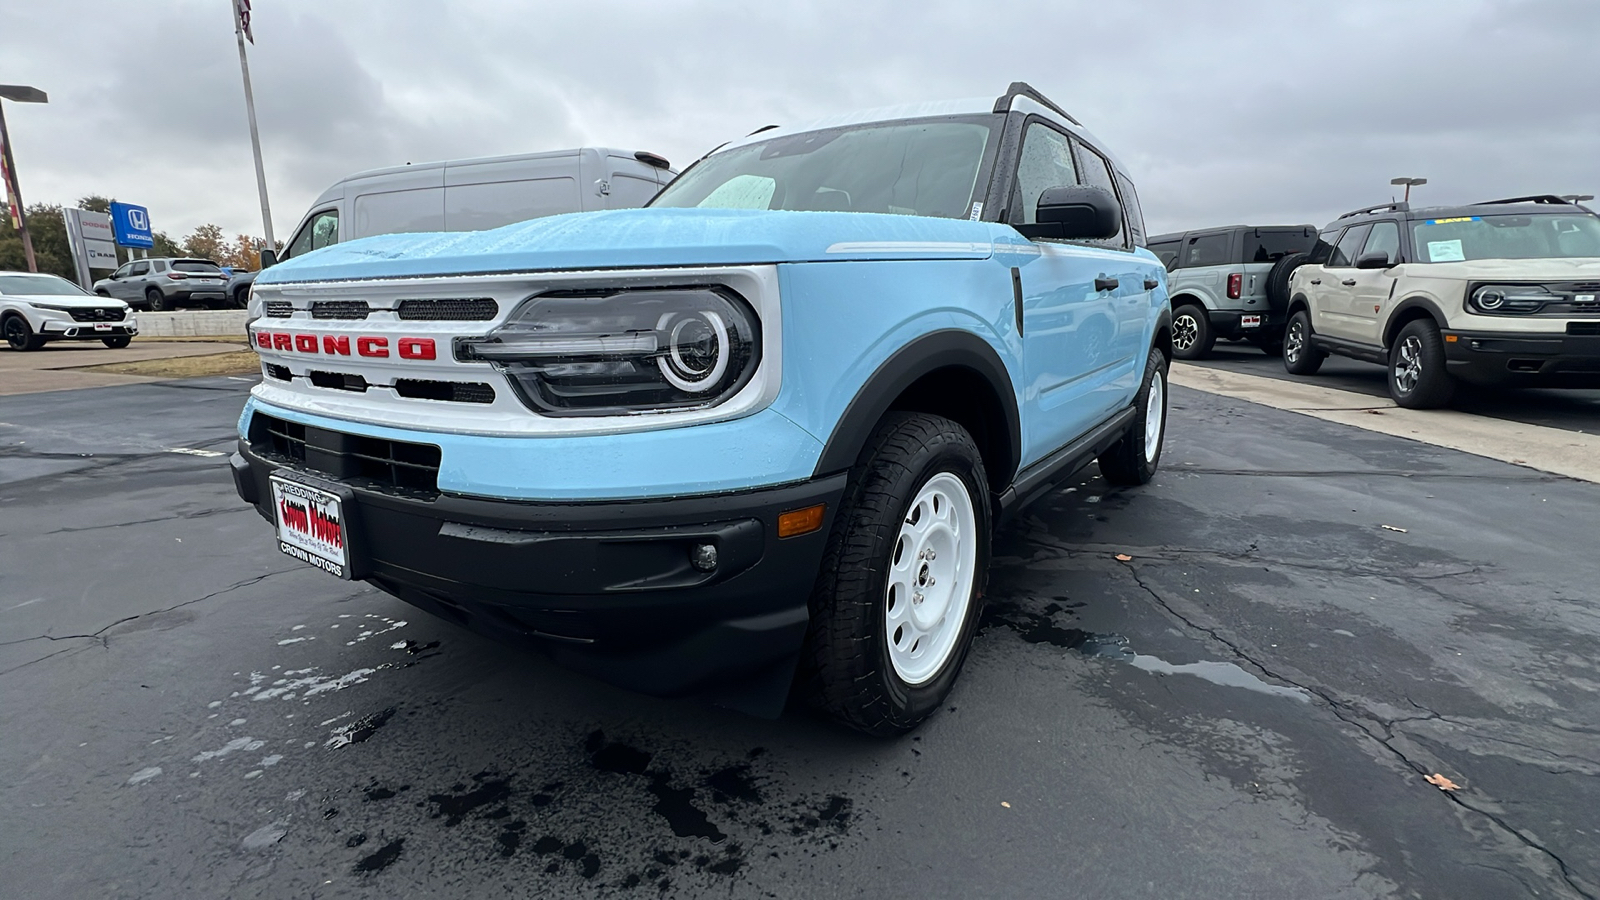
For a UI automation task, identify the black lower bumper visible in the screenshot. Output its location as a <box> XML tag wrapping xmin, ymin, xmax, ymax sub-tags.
<box><xmin>1442</xmin><ymin>330</ymin><xmax>1600</xmax><ymax>388</ymax></box>
<box><xmin>1208</xmin><ymin>309</ymin><xmax>1282</xmax><ymax>340</ymax></box>
<box><xmin>232</xmin><ymin>441</ymin><xmax>845</xmax><ymax>711</ymax></box>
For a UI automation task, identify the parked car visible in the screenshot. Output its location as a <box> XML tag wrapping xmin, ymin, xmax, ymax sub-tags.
<box><xmin>93</xmin><ymin>258</ymin><xmax>228</xmax><ymax>311</ymax></box>
<box><xmin>0</xmin><ymin>271</ymin><xmax>137</xmax><ymax>350</ymax></box>
<box><xmin>1284</xmin><ymin>195</ymin><xmax>1600</xmax><ymax>407</ymax></box>
<box><xmin>1147</xmin><ymin>225</ymin><xmax>1317</xmax><ymax>359</ymax></box>
<box><xmin>231</xmin><ymin>83</ymin><xmax>1170</xmax><ymax>736</ymax></box>
<box><xmin>226</xmin><ymin>147</ymin><xmax>678</xmax><ymax>308</ymax></box>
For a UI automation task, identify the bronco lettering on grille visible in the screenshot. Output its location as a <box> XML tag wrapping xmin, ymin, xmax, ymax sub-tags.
<box><xmin>253</xmin><ymin>331</ymin><xmax>436</xmax><ymax>361</ymax></box>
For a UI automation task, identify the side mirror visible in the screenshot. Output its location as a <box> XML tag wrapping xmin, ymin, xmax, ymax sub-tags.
<box><xmin>1355</xmin><ymin>251</ymin><xmax>1393</xmax><ymax>269</ymax></box>
<box><xmin>1022</xmin><ymin>186</ymin><xmax>1122</xmax><ymax>241</ymax></box>
<box><xmin>259</xmin><ymin>248</ymin><xmax>278</xmax><ymax>268</ymax></box>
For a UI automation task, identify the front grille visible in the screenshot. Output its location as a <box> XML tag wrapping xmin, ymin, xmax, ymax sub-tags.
<box><xmin>250</xmin><ymin>412</ymin><xmax>441</xmax><ymax>496</ymax></box>
<box><xmin>394</xmin><ymin>379</ymin><xmax>497</xmax><ymax>404</ymax></box>
<box><xmin>397</xmin><ymin>298</ymin><xmax>498</xmax><ymax>321</ymax></box>
<box><xmin>263</xmin><ymin>300</ymin><xmax>292</xmax><ymax>318</ymax></box>
<box><xmin>1568</xmin><ymin>322</ymin><xmax>1600</xmax><ymax>336</ymax></box>
<box><xmin>311</xmin><ymin>300</ymin><xmax>371</xmax><ymax>320</ymax></box>
<box><xmin>69</xmin><ymin>307</ymin><xmax>127</xmax><ymax>322</ymax></box>
<box><xmin>308</xmin><ymin>371</ymin><xmax>369</xmax><ymax>392</ymax></box>
<box><xmin>263</xmin><ymin>363</ymin><xmax>292</xmax><ymax>381</ymax></box>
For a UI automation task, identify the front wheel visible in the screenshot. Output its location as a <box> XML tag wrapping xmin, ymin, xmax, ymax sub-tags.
<box><xmin>4</xmin><ymin>314</ymin><xmax>46</xmax><ymax>351</ymax></box>
<box><xmin>1170</xmin><ymin>304</ymin><xmax>1214</xmax><ymax>360</ymax></box>
<box><xmin>800</xmin><ymin>412</ymin><xmax>991</xmax><ymax>737</ymax></box>
<box><xmin>1099</xmin><ymin>348</ymin><xmax>1168</xmax><ymax>486</ymax></box>
<box><xmin>1282</xmin><ymin>310</ymin><xmax>1326</xmax><ymax>375</ymax></box>
<box><xmin>102</xmin><ymin>336</ymin><xmax>132</xmax><ymax>349</ymax></box>
<box><xmin>1388</xmin><ymin>319</ymin><xmax>1455</xmax><ymax>409</ymax></box>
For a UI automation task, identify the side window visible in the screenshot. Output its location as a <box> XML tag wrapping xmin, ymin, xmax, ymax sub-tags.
<box><xmin>112</xmin><ymin>263</ymin><xmax>131</xmax><ymax>278</ymax></box>
<box><xmin>1361</xmin><ymin>221</ymin><xmax>1401</xmax><ymax>261</ymax></box>
<box><xmin>129</xmin><ymin>261</ymin><xmax>150</xmax><ymax>276</ymax></box>
<box><xmin>1011</xmin><ymin>122</ymin><xmax>1078</xmax><ymax>227</ymax></box>
<box><xmin>1183</xmin><ymin>233</ymin><xmax>1231</xmax><ymax>267</ymax></box>
<box><xmin>1148</xmin><ymin>240</ymin><xmax>1181</xmax><ymax>271</ymax></box>
<box><xmin>1330</xmin><ymin>224</ymin><xmax>1372</xmax><ymax>267</ymax></box>
<box><xmin>1307</xmin><ymin>229</ymin><xmax>1339</xmax><ymax>265</ymax></box>
<box><xmin>1114</xmin><ymin>172</ymin><xmax>1146</xmax><ymax>246</ymax></box>
<box><xmin>1070</xmin><ymin>140</ymin><xmax>1127</xmax><ymax>249</ymax></box>
<box><xmin>285</xmin><ymin>209</ymin><xmax>338</xmax><ymax>260</ymax></box>
<box><xmin>153</xmin><ymin>260</ymin><xmax>167</xmax><ymax>272</ymax></box>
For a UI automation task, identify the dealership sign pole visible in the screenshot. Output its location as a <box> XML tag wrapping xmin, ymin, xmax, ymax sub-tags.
<box><xmin>0</xmin><ymin>85</ymin><xmax>49</xmax><ymax>273</ymax></box>
<box><xmin>232</xmin><ymin>0</ymin><xmax>276</xmax><ymax>255</ymax></box>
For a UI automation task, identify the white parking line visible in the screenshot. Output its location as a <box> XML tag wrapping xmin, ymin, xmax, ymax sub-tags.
<box><xmin>165</xmin><ymin>448</ymin><xmax>227</xmax><ymax>458</ymax></box>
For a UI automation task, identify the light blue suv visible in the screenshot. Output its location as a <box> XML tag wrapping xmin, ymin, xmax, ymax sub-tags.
<box><xmin>231</xmin><ymin>83</ymin><xmax>1172</xmax><ymax>735</ymax></box>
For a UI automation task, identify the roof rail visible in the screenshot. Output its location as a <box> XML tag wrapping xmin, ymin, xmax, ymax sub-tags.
<box><xmin>1476</xmin><ymin>194</ymin><xmax>1573</xmax><ymax>206</ymax></box>
<box><xmin>993</xmin><ymin>81</ymin><xmax>1081</xmax><ymax>126</ymax></box>
<box><xmin>1337</xmin><ymin>202</ymin><xmax>1408</xmax><ymax>220</ymax></box>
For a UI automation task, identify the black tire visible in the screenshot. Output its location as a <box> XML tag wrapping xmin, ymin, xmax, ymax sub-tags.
<box><xmin>1252</xmin><ymin>336</ymin><xmax>1284</xmax><ymax>357</ymax></box>
<box><xmin>799</xmin><ymin>412</ymin><xmax>991</xmax><ymax>737</ymax></box>
<box><xmin>3</xmin><ymin>314</ymin><xmax>46</xmax><ymax>351</ymax></box>
<box><xmin>1265</xmin><ymin>252</ymin><xmax>1307</xmax><ymax>313</ymax></box>
<box><xmin>1387</xmin><ymin>319</ymin><xmax>1455</xmax><ymax>409</ymax></box>
<box><xmin>1282</xmin><ymin>309</ymin><xmax>1325</xmax><ymax>375</ymax></box>
<box><xmin>1099</xmin><ymin>348</ymin><xmax>1169</xmax><ymax>486</ymax></box>
<box><xmin>146</xmin><ymin>288</ymin><xmax>170</xmax><ymax>312</ymax></box>
<box><xmin>1170</xmin><ymin>303</ymin><xmax>1214</xmax><ymax>360</ymax></box>
<box><xmin>230</xmin><ymin>288</ymin><xmax>249</xmax><ymax>310</ymax></box>
<box><xmin>102</xmin><ymin>336</ymin><xmax>132</xmax><ymax>349</ymax></box>
<box><xmin>94</xmin><ymin>289</ymin><xmax>111</xmax><ymax>297</ymax></box>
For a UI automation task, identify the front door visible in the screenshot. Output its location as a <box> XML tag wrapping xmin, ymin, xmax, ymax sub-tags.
<box><xmin>1347</xmin><ymin>220</ymin><xmax>1402</xmax><ymax>346</ymax></box>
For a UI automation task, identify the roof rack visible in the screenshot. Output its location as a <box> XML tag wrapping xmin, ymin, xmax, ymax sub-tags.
<box><xmin>993</xmin><ymin>82</ymin><xmax>1081</xmax><ymax>126</ymax></box>
<box><xmin>1337</xmin><ymin>202</ymin><xmax>1408</xmax><ymax>220</ymax></box>
<box><xmin>1476</xmin><ymin>194</ymin><xmax>1574</xmax><ymax>206</ymax></box>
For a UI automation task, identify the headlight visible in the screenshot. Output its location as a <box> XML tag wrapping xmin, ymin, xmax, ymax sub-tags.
<box><xmin>24</xmin><ymin>301</ymin><xmax>75</xmax><ymax>312</ymax></box>
<box><xmin>1470</xmin><ymin>284</ymin><xmax>1553</xmax><ymax>314</ymax></box>
<box><xmin>457</xmin><ymin>287</ymin><xmax>760</xmax><ymax>415</ymax></box>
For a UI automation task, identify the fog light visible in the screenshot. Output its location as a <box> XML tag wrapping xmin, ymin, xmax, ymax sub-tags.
<box><xmin>690</xmin><ymin>543</ymin><xmax>718</xmax><ymax>572</ymax></box>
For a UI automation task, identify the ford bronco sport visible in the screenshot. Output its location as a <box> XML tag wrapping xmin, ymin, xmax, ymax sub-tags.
<box><xmin>1284</xmin><ymin>196</ymin><xmax>1600</xmax><ymax>407</ymax></box>
<box><xmin>231</xmin><ymin>83</ymin><xmax>1172</xmax><ymax>736</ymax></box>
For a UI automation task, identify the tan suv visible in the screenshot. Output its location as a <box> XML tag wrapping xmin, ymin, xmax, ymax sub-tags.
<box><xmin>1282</xmin><ymin>196</ymin><xmax>1600</xmax><ymax>407</ymax></box>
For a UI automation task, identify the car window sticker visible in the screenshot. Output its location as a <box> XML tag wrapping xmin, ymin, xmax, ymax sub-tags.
<box><xmin>1427</xmin><ymin>239</ymin><xmax>1465</xmax><ymax>262</ymax></box>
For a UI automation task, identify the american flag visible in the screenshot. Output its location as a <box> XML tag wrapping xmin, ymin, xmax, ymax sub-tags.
<box><xmin>236</xmin><ymin>0</ymin><xmax>254</xmax><ymax>44</ymax></box>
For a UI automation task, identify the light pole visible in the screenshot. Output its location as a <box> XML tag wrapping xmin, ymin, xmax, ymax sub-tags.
<box><xmin>1390</xmin><ymin>177</ymin><xmax>1427</xmax><ymax>203</ymax></box>
<box><xmin>231</xmin><ymin>0</ymin><xmax>274</xmax><ymax>255</ymax></box>
<box><xmin>0</xmin><ymin>84</ymin><xmax>48</xmax><ymax>273</ymax></box>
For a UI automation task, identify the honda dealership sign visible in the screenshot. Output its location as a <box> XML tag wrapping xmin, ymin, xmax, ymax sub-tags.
<box><xmin>109</xmin><ymin>201</ymin><xmax>153</xmax><ymax>248</ymax></box>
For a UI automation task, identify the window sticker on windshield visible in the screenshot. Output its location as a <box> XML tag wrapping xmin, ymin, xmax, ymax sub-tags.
<box><xmin>1427</xmin><ymin>239</ymin><xmax>1466</xmax><ymax>262</ymax></box>
<box><xmin>969</xmin><ymin>202</ymin><xmax>983</xmax><ymax>221</ymax></box>
<box><xmin>1425</xmin><ymin>217</ymin><xmax>1480</xmax><ymax>225</ymax></box>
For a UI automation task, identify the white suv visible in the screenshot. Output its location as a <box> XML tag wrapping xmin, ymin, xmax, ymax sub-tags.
<box><xmin>1282</xmin><ymin>196</ymin><xmax>1600</xmax><ymax>407</ymax></box>
<box><xmin>1</xmin><ymin>271</ymin><xmax>137</xmax><ymax>351</ymax></box>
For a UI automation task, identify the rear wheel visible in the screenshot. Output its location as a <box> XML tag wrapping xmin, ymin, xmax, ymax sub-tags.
<box><xmin>1282</xmin><ymin>309</ymin><xmax>1325</xmax><ymax>375</ymax></box>
<box><xmin>1098</xmin><ymin>348</ymin><xmax>1168</xmax><ymax>486</ymax></box>
<box><xmin>102</xmin><ymin>336</ymin><xmax>132</xmax><ymax>349</ymax></box>
<box><xmin>146</xmin><ymin>288</ymin><xmax>170</xmax><ymax>312</ymax></box>
<box><xmin>800</xmin><ymin>412</ymin><xmax>990</xmax><ymax>737</ymax></box>
<box><xmin>1388</xmin><ymin>319</ymin><xmax>1455</xmax><ymax>409</ymax></box>
<box><xmin>3</xmin><ymin>314</ymin><xmax>45</xmax><ymax>351</ymax></box>
<box><xmin>1170</xmin><ymin>303</ymin><xmax>1214</xmax><ymax>360</ymax></box>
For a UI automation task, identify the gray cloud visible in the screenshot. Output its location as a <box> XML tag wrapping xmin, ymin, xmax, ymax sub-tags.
<box><xmin>3</xmin><ymin>0</ymin><xmax>1595</xmax><ymax>243</ymax></box>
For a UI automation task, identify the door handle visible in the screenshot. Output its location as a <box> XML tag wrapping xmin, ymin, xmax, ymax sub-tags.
<box><xmin>1341</xmin><ymin>279</ymin><xmax>1357</xmax><ymax>286</ymax></box>
<box><xmin>1143</xmin><ymin>278</ymin><xmax>1159</xmax><ymax>290</ymax></box>
<box><xmin>1310</xmin><ymin>279</ymin><xmax>1322</xmax><ymax>285</ymax></box>
<box><xmin>1095</xmin><ymin>277</ymin><xmax>1119</xmax><ymax>292</ymax></box>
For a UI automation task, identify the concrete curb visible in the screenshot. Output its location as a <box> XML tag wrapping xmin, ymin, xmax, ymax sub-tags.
<box><xmin>134</xmin><ymin>310</ymin><xmax>249</xmax><ymax>338</ymax></box>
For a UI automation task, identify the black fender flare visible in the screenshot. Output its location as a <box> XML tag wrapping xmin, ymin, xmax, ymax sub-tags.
<box><xmin>1286</xmin><ymin>293</ymin><xmax>1311</xmax><ymax>317</ymax></box>
<box><xmin>812</xmin><ymin>329</ymin><xmax>1021</xmax><ymax>489</ymax></box>
<box><xmin>1151</xmin><ymin>305</ymin><xmax>1173</xmax><ymax>361</ymax></box>
<box><xmin>1383</xmin><ymin>296</ymin><xmax>1449</xmax><ymax>348</ymax></box>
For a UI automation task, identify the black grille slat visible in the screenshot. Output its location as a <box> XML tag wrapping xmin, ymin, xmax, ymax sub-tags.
<box><xmin>1569</xmin><ymin>322</ymin><xmax>1600</xmax><ymax>336</ymax></box>
<box><xmin>263</xmin><ymin>301</ymin><xmax>292</xmax><ymax>318</ymax></box>
<box><xmin>69</xmin><ymin>307</ymin><xmax>128</xmax><ymax>322</ymax></box>
<box><xmin>310</xmin><ymin>300</ymin><xmax>371</xmax><ymax>320</ymax></box>
<box><xmin>393</xmin><ymin>379</ymin><xmax>497</xmax><ymax>404</ymax></box>
<box><xmin>397</xmin><ymin>298</ymin><xmax>498</xmax><ymax>321</ymax></box>
<box><xmin>308</xmin><ymin>371</ymin><xmax>370</xmax><ymax>392</ymax></box>
<box><xmin>249</xmin><ymin>413</ymin><xmax>441</xmax><ymax>496</ymax></box>
<box><xmin>263</xmin><ymin>363</ymin><xmax>292</xmax><ymax>381</ymax></box>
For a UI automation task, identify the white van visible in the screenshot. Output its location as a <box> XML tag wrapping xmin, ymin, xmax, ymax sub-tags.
<box><xmin>230</xmin><ymin>147</ymin><xmax>675</xmax><ymax>304</ymax></box>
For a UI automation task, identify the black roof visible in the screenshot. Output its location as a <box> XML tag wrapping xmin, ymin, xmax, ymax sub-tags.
<box><xmin>1146</xmin><ymin>224</ymin><xmax>1317</xmax><ymax>244</ymax></box>
<box><xmin>1332</xmin><ymin>195</ymin><xmax>1595</xmax><ymax>226</ymax></box>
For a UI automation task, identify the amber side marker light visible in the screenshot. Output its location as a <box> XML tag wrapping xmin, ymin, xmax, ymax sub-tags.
<box><xmin>778</xmin><ymin>504</ymin><xmax>826</xmax><ymax>539</ymax></box>
<box><xmin>1445</xmin><ymin>334</ymin><xmax>1459</xmax><ymax>343</ymax></box>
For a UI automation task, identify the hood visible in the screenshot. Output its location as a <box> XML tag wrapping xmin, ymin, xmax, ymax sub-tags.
<box><xmin>1400</xmin><ymin>258</ymin><xmax>1600</xmax><ymax>281</ymax></box>
<box><xmin>256</xmin><ymin>208</ymin><xmax>1003</xmax><ymax>284</ymax></box>
<box><xmin>3</xmin><ymin>292</ymin><xmax>128</xmax><ymax>310</ymax></box>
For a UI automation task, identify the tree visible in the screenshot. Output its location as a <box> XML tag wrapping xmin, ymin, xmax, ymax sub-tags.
<box><xmin>0</xmin><ymin>202</ymin><xmax>74</xmax><ymax>280</ymax></box>
<box><xmin>182</xmin><ymin>223</ymin><xmax>228</xmax><ymax>262</ymax></box>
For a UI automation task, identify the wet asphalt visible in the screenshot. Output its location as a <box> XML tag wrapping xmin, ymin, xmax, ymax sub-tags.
<box><xmin>2</xmin><ymin>376</ymin><xmax>1597</xmax><ymax>899</ymax></box>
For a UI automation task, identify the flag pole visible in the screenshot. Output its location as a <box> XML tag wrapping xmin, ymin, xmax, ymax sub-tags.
<box><xmin>232</xmin><ymin>0</ymin><xmax>275</xmax><ymax>252</ymax></box>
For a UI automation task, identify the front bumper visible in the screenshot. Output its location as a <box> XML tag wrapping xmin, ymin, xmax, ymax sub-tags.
<box><xmin>38</xmin><ymin>318</ymin><xmax>138</xmax><ymax>339</ymax></box>
<box><xmin>1442</xmin><ymin>329</ymin><xmax>1600</xmax><ymax>387</ymax></box>
<box><xmin>231</xmin><ymin>441</ymin><xmax>844</xmax><ymax>708</ymax></box>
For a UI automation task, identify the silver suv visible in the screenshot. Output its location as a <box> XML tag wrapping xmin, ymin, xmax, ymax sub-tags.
<box><xmin>93</xmin><ymin>258</ymin><xmax>229</xmax><ymax>311</ymax></box>
<box><xmin>1148</xmin><ymin>225</ymin><xmax>1317</xmax><ymax>359</ymax></box>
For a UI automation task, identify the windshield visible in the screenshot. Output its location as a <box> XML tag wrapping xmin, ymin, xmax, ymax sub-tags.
<box><xmin>0</xmin><ymin>274</ymin><xmax>91</xmax><ymax>297</ymax></box>
<box><xmin>1412</xmin><ymin>214</ymin><xmax>1600</xmax><ymax>262</ymax></box>
<box><xmin>651</xmin><ymin>115</ymin><xmax>1000</xmax><ymax>220</ymax></box>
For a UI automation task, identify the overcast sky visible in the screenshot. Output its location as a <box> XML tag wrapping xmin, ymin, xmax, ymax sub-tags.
<box><xmin>4</xmin><ymin>0</ymin><xmax>1596</xmax><ymax>244</ymax></box>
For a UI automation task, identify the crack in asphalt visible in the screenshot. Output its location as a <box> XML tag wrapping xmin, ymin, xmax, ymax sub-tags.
<box><xmin>1171</xmin><ymin>466</ymin><xmax>1559</xmax><ymax>482</ymax></box>
<box><xmin>1119</xmin><ymin>560</ymin><xmax>1598</xmax><ymax>900</ymax></box>
<box><xmin>0</xmin><ymin>569</ymin><xmax>298</xmax><ymax>670</ymax></box>
<box><xmin>28</xmin><ymin>505</ymin><xmax>246</xmax><ymax>536</ymax></box>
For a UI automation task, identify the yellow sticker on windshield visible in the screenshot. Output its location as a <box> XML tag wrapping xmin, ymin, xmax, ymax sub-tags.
<box><xmin>1425</xmin><ymin>217</ymin><xmax>1480</xmax><ymax>225</ymax></box>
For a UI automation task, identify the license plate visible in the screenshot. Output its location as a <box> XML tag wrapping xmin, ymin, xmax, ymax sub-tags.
<box><xmin>93</xmin><ymin>323</ymin><xmax>112</xmax><ymax>331</ymax></box>
<box><xmin>1240</xmin><ymin>315</ymin><xmax>1262</xmax><ymax>328</ymax></box>
<box><xmin>270</xmin><ymin>475</ymin><xmax>350</xmax><ymax>578</ymax></box>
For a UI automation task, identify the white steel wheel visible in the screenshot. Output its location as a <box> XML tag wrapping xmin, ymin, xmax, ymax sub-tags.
<box><xmin>1144</xmin><ymin>368</ymin><xmax>1165</xmax><ymax>463</ymax></box>
<box><xmin>885</xmin><ymin>471</ymin><xmax>977</xmax><ymax>686</ymax></box>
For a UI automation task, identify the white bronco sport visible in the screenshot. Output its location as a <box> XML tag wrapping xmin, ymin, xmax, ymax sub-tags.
<box><xmin>1283</xmin><ymin>196</ymin><xmax>1600</xmax><ymax>407</ymax></box>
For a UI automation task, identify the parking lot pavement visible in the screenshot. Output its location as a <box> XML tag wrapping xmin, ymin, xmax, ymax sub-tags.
<box><xmin>1188</xmin><ymin>342</ymin><xmax>1600</xmax><ymax>435</ymax></box>
<box><xmin>3</xmin><ymin>378</ymin><xmax>1597</xmax><ymax>899</ymax></box>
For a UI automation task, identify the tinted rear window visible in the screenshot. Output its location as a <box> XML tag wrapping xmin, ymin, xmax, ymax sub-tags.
<box><xmin>1183</xmin><ymin>233</ymin><xmax>1232</xmax><ymax>267</ymax></box>
<box><xmin>1307</xmin><ymin>229</ymin><xmax>1339</xmax><ymax>265</ymax></box>
<box><xmin>172</xmin><ymin>261</ymin><xmax>222</xmax><ymax>273</ymax></box>
<box><xmin>1148</xmin><ymin>240</ymin><xmax>1181</xmax><ymax>271</ymax></box>
<box><xmin>1240</xmin><ymin>229</ymin><xmax>1315</xmax><ymax>263</ymax></box>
